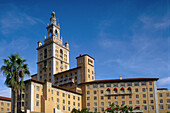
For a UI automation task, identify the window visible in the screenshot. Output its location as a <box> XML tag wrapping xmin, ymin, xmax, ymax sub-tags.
<box><xmin>141</xmin><ymin>82</ymin><xmax>146</xmax><ymax>86</ymax></box>
<box><xmin>134</xmin><ymin>82</ymin><xmax>139</xmax><ymax>86</ymax></box>
<box><xmin>1</xmin><ymin>108</ymin><xmax>3</xmax><ymax>112</ymax></box>
<box><xmin>113</xmin><ymin>83</ymin><xmax>118</xmax><ymax>87</ymax></box>
<box><xmin>160</xmin><ymin>105</ymin><xmax>164</xmax><ymax>109</ymax></box>
<box><xmin>63</xmin><ymin>106</ymin><xmax>65</xmax><ymax>110</ymax></box>
<box><xmin>108</xmin><ymin>102</ymin><xmax>111</xmax><ymax>106</ymax></box>
<box><xmin>88</xmin><ymin>69</ymin><xmax>90</xmax><ymax>73</ymax></box>
<box><xmin>136</xmin><ymin>94</ymin><xmax>139</xmax><ymax>98</ymax></box>
<box><xmin>87</xmin><ymin>91</ymin><xmax>90</xmax><ymax>95</ymax></box>
<box><xmin>106</xmin><ymin>83</ymin><xmax>111</xmax><ymax>87</ymax></box>
<box><xmin>115</xmin><ymin>101</ymin><xmax>118</xmax><ymax>105</ymax></box>
<box><xmin>122</xmin><ymin>101</ymin><xmax>125</xmax><ymax>105</ymax></box>
<box><xmin>115</xmin><ymin>96</ymin><xmax>118</xmax><ymax>99</ymax></box>
<box><xmin>167</xmin><ymin>93</ymin><xmax>170</xmax><ymax>97</ymax></box>
<box><xmin>150</xmin><ymin>94</ymin><xmax>153</xmax><ymax>98</ymax></box>
<box><xmin>136</xmin><ymin>100</ymin><xmax>139</xmax><ymax>104</ymax></box>
<box><xmin>143</xmin><ymin>105</ymin><xmax>147</xmax><ymax>110</ymax></box>
<box><xmin>36</xmin><ymin>101</ymin><xmax>39</xmax><ymax>106</ymax></box>
<box><xmin>36</xmin><ymin>94</ymin><xmax>39</xmax><ymax>99</ymax></box>
<box><xmin>149</xmin><ymin>82</ymin><xmax>152</xmax><ymax>86</ymax></box>
<box><xmin>101</xmin><ymin>102</ymin><xmax>104</xmax><ymax>106</ymax></box>
<box><xmin>63</xmin><ymin>93</ymin><xmax>65</xmax><ymax>97</ymax></box>
<box><xmin>101</xmin><ymin>96</ymin><xmax>104</xmax><ymax>100</ymax></box>
<box><xmin>108</xmin><ymin>96</ymin><xmax>111</xmax><ymax>100</ymax></box>
<box><xmin>68</xmin><ymin>101</ymin><xmax>70</xmax><ymax>105</ymax></box>
<box><xmin>129</xmin><ymin>95</ymin><xmax>132</xmax><ymax>99</ymax></box>
<box><xmin>68</xmin><ymin>106</ymin><xmax>71</xmax><ymax>111</ymax></box>
<box><xmin>149</xmin><ymin>88</ymin><xmax>152</xmax><ymax>91</ymax></box>
<box><xmin>94</xmin><ymin>96</ymin><xmax>97</xmax><ymax>100</ymax></box>
<box><xmin>101</xmin><ymin>107</ymin><xmax>104</xmax><ymax>112</ymax></box>
<box><xmin>87</xmin><ymin>85</ymin><xmax>89</xmax><ymax>89</ymax></box>
<box><xmin>150</xmin><ymin>100</ymin><xmax>154</xmax><ymax>104</ymax></box>
<box><xmin>120</xmin><ymin>83</ymin><xmax>125</xmax><ymax>87</ymax></box>
<box><xmin>167</xmin><ymin>99</ymin><xmax>170</xmax><ymax>103</ymax></box>
<box><xmin>160</xmin><ymin>99</ymin><xmax>163</xmax><ymax>103</ymax></box>
<box><xmin>142</xmin><ymin>88</ymin><xmax>145</xmax><ymax>92</ymax></box>
<box><xmin>143</xmin><ymin>94</ymin><xmax>146</xmax><ymax>98</ymax></box>
<box><xmin>100</xmin><ymin>84</ymin><xmax>104</xmax><ymax>88</ymax></box>
<box><xmin>7</xmin><ymin>103</ymin><xmax>10</xmax><ymax>107</ymax></box>
<box><xmin>57</xmin><ymin>104</ymin><xmax>60</xmax><ymax>109</ymax></box>
<box><xmin>73</xmin><ymin>96</ymin><xmax>75</xmax><ymax>100</ymax></box>
<box><xmin>94</xmin><ymin>102</ymin><xmax>97</xmax><ymax>106</ymax></box>
<box><xmin>57</xmin><ymin>98</ymin><xmax>59</xmax><ymax>103</ymax></box>
<box><xmin>127</xmin><ymin>82</ymin><xmax>132</xmax><ymax>86</ymax></box>
<box><xmin>100</xmin><ymin>90</ymin><xmax>103</xmax><ymax>94</ymax></box>
<box><xmin>7</xmin><ymin>108</ymin><xmax>9</xmax><ymax>112</ymax></box>
<box><xmin>135</xmin><ymin>88</ymin><xmax>138</xmax><ymax>92</ymax></box>
<box><xmin>57</xmin><ymin>91</ymin><xmax>59</xmax><ymax>96</ymax></box>
<box><xmin>68</xmin><ymin>94</ymin><xmax>70</xmax><ymax>98</ymax></box>
<box><xmin>63</xmin><ymin>100</ymin><xmax>65</xmax><ymax>104</ymax></box>
<box><xmin>93</xmin><ymin>84</ymin><xmax>98</xmax><ymax>88</ymax></box>
<box><xmin>73</xmin><ymin>102</ymin><xmax>75</xmax><ymax>106</ymax></box>
<box><xmin>94</xmin><ymin>91</ymin><xmax>97</xmax><ymax>94</ymax></box>
<box><xmin>143</xmin><ymin>100</ymin><xmax>146</xmax><ymax>104</ymax></box>
<box><xmin>87</xmin><ymin>97</ymin><xmax>90</xmax><ymax>100</ymax></box>
<box><xmin>78</xmin><ymin>97</ymin><xmax>80</xmax><ymax>101</ymax></box>
<box><xmin>122</xmin><ymin>95</ymin><xmax>125</xmax><ymax>99</ymax></box>
<box><xmin>87</xmin><ymin>103</ymin><xmax>90</xmax><ymax>106</ymax></box>
<box><xmin>22</xmin><ymin>94</ymin><xmax>25</xmax><ymax>99</ymax></box>
<box><xmin>159</xmin><ymin>93</ymin><xmax>162</xmax><ymax>97</ymax></box>
<box><xmin>22</xmin><ymin>102</ymin><xmax>24</xmax><ymax>106</ymax></box>
<box><xmin>129</xmin><ymin>101</ymin><xmax>132</xmax><ymax>104</ymax></box>
<box><xmin>36</xmin><ymin>86</ymin><xmax>39</xmax><ymax>91</ymax></box>
<box><xmin>51</xmin><ymin>90</ymin><xmax>53</xmax><ymax>94</ymax></box>
<box><xmin>167</xmin><ymin>104</ymin><xmax>170</xmax><ymax>109</ymax></box>
<box><xmin>94</xmin><ymin>108</ymin><xmax>97</xmax><ymax>112</ymax></box>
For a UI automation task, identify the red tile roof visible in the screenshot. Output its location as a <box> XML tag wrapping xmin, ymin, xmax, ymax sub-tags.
<box><xmin>79</xmin><ymin>78</ymin><xmax>159</xmax><ymax>85</ymax></box>
<box><xmin>0</xmin><ymin>96</ymin><xmax>11</xmax><ymax>101</ymax></box>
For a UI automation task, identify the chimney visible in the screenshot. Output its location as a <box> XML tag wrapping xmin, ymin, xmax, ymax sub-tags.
<box><xmin>120</xmin><ymin>76</ymin><xmax>122</xmax><ymax>80</ymax></box>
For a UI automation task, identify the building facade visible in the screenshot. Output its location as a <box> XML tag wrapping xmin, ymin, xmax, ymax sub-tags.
<box><xmin>0</xmin><ymin>96</ymin><xmax>11</xmax><ymax>113</ymax></box>
<box><xmin>8</xmin><ymin>12</ymin><xmax>170</xmax><ymax>113</ymax></box>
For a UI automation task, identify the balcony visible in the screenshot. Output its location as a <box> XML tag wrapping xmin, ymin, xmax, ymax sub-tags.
<box><xmin>54</xmin><ymin>77</ymin><xmax>74</xmax><ymax>85</ymax></box>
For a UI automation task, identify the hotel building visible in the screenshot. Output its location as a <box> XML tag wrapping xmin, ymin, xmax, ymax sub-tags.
<box><xmin>7</xmin><ymin>12</ymin><xmax>170</xmax><ymax>113</ymax></box>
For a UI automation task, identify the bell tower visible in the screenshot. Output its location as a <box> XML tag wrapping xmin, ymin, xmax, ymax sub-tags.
<box><xmin>37</xmin><ymin>12</ymin><xmax>70</xmax><ymax>84</ymax></box>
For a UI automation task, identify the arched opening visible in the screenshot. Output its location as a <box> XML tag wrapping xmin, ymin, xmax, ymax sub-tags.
<box><xmin>49</xmin><ymin>29</ymin><xmax>53</xmax><ymax>37</ymax></box>
<box><xmin>55</xmin><ymin>30</ymin><xmax>58</xmax><ymax>37</ymax></box>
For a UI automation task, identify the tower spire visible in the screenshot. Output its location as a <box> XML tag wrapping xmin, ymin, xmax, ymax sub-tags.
<box><xmin>50</xmin><ymin>11</ymin><xmax>56</xmax><ymax>25</ymax></box>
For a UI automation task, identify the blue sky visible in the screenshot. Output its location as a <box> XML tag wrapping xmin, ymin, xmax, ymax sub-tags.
<box><xmin>0</xmin><ymin>0</ymin><xmax>169</xmax><ymax>97</ymax></box>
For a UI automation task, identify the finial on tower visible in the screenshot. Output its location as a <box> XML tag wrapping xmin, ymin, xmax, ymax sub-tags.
<box><xmin>50</xmin><ymin>11</ymin><xmax>57</xmax><ymax>25</ymax></box>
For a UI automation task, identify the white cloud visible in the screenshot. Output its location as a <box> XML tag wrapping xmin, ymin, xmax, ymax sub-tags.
<box><xmin>0</xmin><ymin>89</ymin><xmax>11</xmax><ymax>98</ymax></box>
<box><xmin>158</xmin><ymin>77</ymin><xmax>170</xmax><ymax>87</ymax></box>
<box><xmin>0</xmin><ymin>4</ymin><xmax>45</xmax><ymax>34</ymax></box>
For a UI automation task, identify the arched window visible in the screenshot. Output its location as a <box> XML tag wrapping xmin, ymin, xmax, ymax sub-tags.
<box><xmin>114</xmin><ymin>88</ymin><xmax>118</xmax><ymax>93</ymax></box>
<box><xmin>55</xmin><ymin>30</ymin><xmax>58</xmax><ymax>37</ymax></box>
<box><xmin>60</xmin><ymin>49</ymin><xmax>63</xmax><ymax>59</ymax></box>
<box><xmin>120</xmin><ymin>87</ymin><xmax>125</xmax><ymax>93</ymax></box>
<box><xmin>127</xmin><ymin>87</ymin><xmax>132</xmax><ymax>93</ymax></box>
<box><xmin>106</xmin><ymin>88</ymin><xmax>111</xmax><ymax>94</ymax></box>
<box><xmin>49</xmin><ymin>29</ymin><xmax>53</xmax><ymax>37</ymax></box>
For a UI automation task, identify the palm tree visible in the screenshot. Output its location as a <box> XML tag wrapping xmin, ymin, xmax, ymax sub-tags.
<box><xmin>1</xmin><ymin>53</ymin><xmax>30</xmax><ymax>113</ymax></box>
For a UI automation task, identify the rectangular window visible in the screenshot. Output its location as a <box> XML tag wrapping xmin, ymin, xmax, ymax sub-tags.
<box><xmin>68</xmin><ymin>106</ymin><xmax>71</xmax><ymax>111</ymax></box>
<box><xmin>142</xmin><ymin>88</ymin><xmax>145</xmax><ymax>92</ymax></box>
<box><xmin>134</xmin><ymin>82</ymin><xmax>139</xmax><ymax>86</ymax></box>
<box><xmin>122</xmin><ymin>101</ymin><xmax>125</xmax><ymax>105</ymax></box>
<box><xmin>149</xmin><ymin>82</ymin><xmax>152</xmax><ymax>86</ymax></box>
<box><xmin>101</xmin><ymin>96</ymin><xmax>104</xmax><ymax>100</ymax></box>
<box><xmin>22</xmin><ymin>102</ymin><xmax>24</xmax><ymax>106</ymax></box>
<box><xmin>143</xmin><ymin>100</ymin><xmax>146</xmax><ymax>104</ymax></box>
<box><xmin>36</xmin><ymin>101</ymin><xmax>39</xmax><ymax>106</ymax></box>
<box><xmin>150</xmin><ymin>94</ymin><xmax>153</xmax><ymax>98</ymax></box>
<box><xmin>57</xmin><ymin>104</ymin><xmax>60</xmax><ymax>109</ymax></box>
<box><xmin>143</xmin><ymin>105</ymin><xmax>147</xmax><ymax>110</ymax></box>
<box><xmin>127</xmin><ymin>82</ymin><xmax>132</xmax><ymax>86</ymax></box>
<box><xmin>120</xmin><ymin>83</ymin><xmax>125</xmax><ymax>87</ymax></box>
<box><xmin>135</xmin><ymin>88</ymin><xmax>138</xmax><ymax>92</ymax></box>
<box><xmin>122</xmin><ymin>95</ymin><xmax>125</xmax><ymax>99</ymax></box>
<box><xmin>94</xmin><ymin>91</ymin><xmax>97</xmax><ymax>94</ymax></box>
<box><xmin>73</xmin><ymin>96</ymin><xmax>75</xmax><ymax>100</ymax></box>
<box><xmin>68</xmin><ymin>101</ymin><xmax>70</xmax><ymax>105</ymax></box>
<box><xmin>94</xmin><ymin>102</ymin><xmax>97</xmax><ymax>106</ymax></box>
<box><xmin>106</xmin><ymin>83</ymin><xmax>111</xmax><ymax>87</ymax></box>
<box><xmin>100</xmin><ymin>90</ymin><xmax>103</xmax><ymax>94</ymax></box>
<box><xmin>68</xmin><ymin>94</ymin><xmax>70</xmax><ymax>98</ymax></box>
<box><xmin>167</xmin><ymin>93</ymin><xmax>170</xmax><ymax>97</ymax></box>
<box><xmin>159</xmin><ymin>93</ymin><xmax>162</xmax><ymax>97</ymax></box>
<box><xmin>108</xmin><ymin>96</ymin><xmax>111</xmax><ymax>100</ymax></box>
<box><xmin>101</xmin><ymin>102</ymin><xmax>104</xmax><ymax>106</ymax></box>
<box><xmin>150</xmin><ymin>105</ymin><xmax>154</xmax><ymax>110</ymax></box>
<box><xmin>87</xmin><ymin>91</ymin><xmax>90</xmax><ymax>95</ymax></box>
<box><xmin>160</xmin><ymin>99</ymin><xmax>163</xmax><ymax>103</ymax></box>
<box><xmin>150</xmin><ymin>100</ymin><xmax>154</xmax><ymax>104</ymax></box>
<box><xmin>100</xmin><ymin>84</ymin><xmax>104</xmax><ymax>88</ymax></box>
<box><xmin>63</xmin><ymin>93</ymin><xmax>65</xmax><ymax>97</ymax></box>
<box><xmin>63</xmin><ymin>100</ymin><xmax>65</xmax><ymax>104</ymax></box>
<box><xmin>115</xmin><ymin>96</ymin><xmax>118</xmax><ymax>99</ymax></box>
<box><xmin>94</xmin><ymin>96</ymin><xmax>97</xmax><ymax>100</ymax></box>
<box><xmin>143</xmin><ymin>94</ymin><xmax>146</xmax><ymax>98</ymax></box>
<box><xmin>141</xmin><ymin>82</ymin><xmax>146</xmax><ymax>86</ymax></box>
<box><xmin>1</xmin><ymin>108</ymin><xmax>3</xmax><ymax>112</ymax></box>
<box><xmin>160</xmin><ymin>105</ymin><xmax>164</xmax><ymax>109</ymax></box>
<box><xmin>167</xmin><ymin>99</ymin><xmax>170</xmax><ymax>103</ymax></box>
<box><xmin>36</xmin><ymin>94</ymin><xmax>39</xmax><ymax>99</ymax></box>
<box><xmin>129</xmin><ymin>95</ymin><xmax>132</xmax><ymax>99</ymax></box>
<box><xmin>136</xmin><ymin>94</ymin><xmax>139</xmax><ymax>98</ymax></box>
<box><xmin>136</xmin><ymin>100</ymin><xmax>139</xmax><ymax>104</ymax></box>
<box><xmin>108</xmin><ymin>102</ymin><xmax>111</xmax><ymax>106</ymax></box>
<box><xmin>149</xmin><ymin>88</ymin><xmax>153</xmax><ymax>91</ymax></box>
<box><xmin>93</xmin><ymin>84</ymin><xmax>98</xmax><ymax>88</ymax></box>
<box><xmin>87</xmin><ymin>97</ymin><xmax>90</xmax><ymax>100</ymax></box>
<box><xmin>113</xmin><ymin>83</ymin><xmax>118</xmax><ymax>87</ymax></box>
<box><xmin>87</xmin><ymin>103</ymin><xmax>90</xmax><ymax>106</ymax></box>
<box><xmin>167</xmin><ymin>104</ymin><xmax>170</xmax><ymax>109</ymax></box>
<box><xmin>129</xmin><ymin>101</ymin><xmax>132</xmax><ymax>104</ymax></box>
<box><xmin>57</xmin><ymin>91</ymin><xmax>59</xmax><ymax>96</ymax></box>
<box><xmin>63</xmin><ymin>106</ymin><xmax>65</xmax><ymax>110</ymax></box>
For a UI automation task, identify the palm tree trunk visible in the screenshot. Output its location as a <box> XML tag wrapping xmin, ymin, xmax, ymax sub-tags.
<box><xmin>12</xmin><ymin>89</ymin><xmax>15</xmax><ymax>113</ymax></box>
<box><xmin>17</xmin><ymin>89</ymin><xmax>21</xmax><ymax>113</ymax></box>
<box><xmin>14</xmin><ymin>90</ymin><xmax>17</xmax><ymax>113</ymax></box>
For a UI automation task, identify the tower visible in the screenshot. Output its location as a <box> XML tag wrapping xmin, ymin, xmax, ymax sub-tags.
<box><xmin>37</xmin><ymin>12</ymin><xmax>70</xmax><ymax>84</ymax></box>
